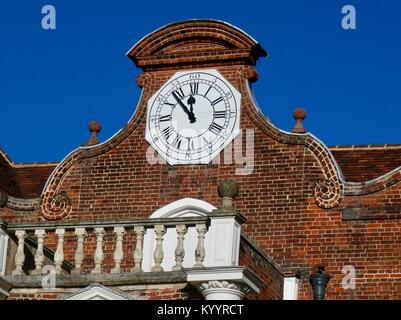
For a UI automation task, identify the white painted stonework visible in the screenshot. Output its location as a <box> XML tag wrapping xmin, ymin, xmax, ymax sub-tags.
<box><xmin>0</xmin><ymin>229</ymin><xmax>8</xmax><ymax>276</ymax></box>
<box><xmin>142</xmin><ymin>198</ymin><xmax>241</xmax><ymax>272</ymax></box>
<box><xmin>199</xmin><ymin>280</ymin><xmax>246</xmax><ymax>300</ymax></box>
<box><xmin>65</xmin><ymin>284</ymin><xmax>133</xmax><ymax>300</ymax></box>
<box><xmin>186</xmin><ymin>267</ymin><xmax>261</xmax><ymax>300</ymax></box>
<box><xmin>283</xmin><ymin>277</ymin><xmax>299</xmax><ymax>300</ymax></box>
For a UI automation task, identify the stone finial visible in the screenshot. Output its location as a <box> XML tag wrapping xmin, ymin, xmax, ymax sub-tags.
<box><xmin>83</xmin><ymin>121</ymin><xmax>102</xmax><ymax>146</ymax></box>
<box><xmin>0</xmin><ymin>189</ymin><xmax>7</xmax><ymax>207</ymax></box>
<box><xmin>291</xmin><ymin>108</ymin><xmax>307</xmax><ymax>133</ymax></box>
<box><xmin>217</xmin><ymin>179</ymin><xmax>239</xmax><ymax>208</ymax></box>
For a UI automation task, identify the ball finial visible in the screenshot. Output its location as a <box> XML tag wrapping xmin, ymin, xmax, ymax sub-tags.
<box><xmin>293</xmin><ymin>108</ymin><xmax>306</xmax><ymax>120</ymax></box>
<box><xmin>89</xmin><ymin>121</ymin><xmax>102</xmax><ymax>134</ymax></box>
<box><xmin>83</xmin><ymin>121</ymin><xmax>102</xmax><ymax>146</ymax></box>
<box><xmin>291</xmin><ymin>108</ymin><xmax>307</xmax><ymax>133</ymax></box>
<box><xmin>217</xmin><ymin>180</ymin><xmax>239</xmax><ymax>208</ymax></box>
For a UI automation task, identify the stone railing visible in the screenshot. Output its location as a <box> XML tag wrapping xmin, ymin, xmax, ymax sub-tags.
<box><xmin>4</xmin><ymin>212</ymin><xmax>245</xmax><ymax>277</ymax></box>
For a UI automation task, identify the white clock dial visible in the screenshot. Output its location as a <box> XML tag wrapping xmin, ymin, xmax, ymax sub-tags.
<box><xmin>145</xmin><ymin>69</ymin><xmax>241</xmax><ymax>165</ymax></box>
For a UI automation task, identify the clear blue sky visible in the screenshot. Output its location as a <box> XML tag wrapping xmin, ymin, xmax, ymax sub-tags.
<box><xmin>1</xmin><ymin>0</ymin><xmax>400</xmax><ymax>162</ymax></box>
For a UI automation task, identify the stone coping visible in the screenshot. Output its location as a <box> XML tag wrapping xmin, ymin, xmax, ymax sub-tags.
<box><xmin>3</xmin><ymin>271</ymin><xmax>188</xmax><ymax>288</ymax></box>
<box><xmin>3</xmin><ymin>266</ymin><xmax>262</xmax><ymax>291</ymax></box>
<box><xmin>3</xmin><ymin>211</ymin><xmax>245</xmax><ymax>231</ymax></box>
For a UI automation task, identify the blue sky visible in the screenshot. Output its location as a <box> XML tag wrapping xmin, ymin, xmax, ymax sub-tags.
<box><xmin>1</xmin><ymin>0</ymin><xmax>400</xmax><ymax>162</ymax></box>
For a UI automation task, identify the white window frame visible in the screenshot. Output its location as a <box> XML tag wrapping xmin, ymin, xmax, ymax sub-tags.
<box><xmin>0</xmin><ymin>229</ymin><xmax>9</xmax><ymax>276</ymax></box>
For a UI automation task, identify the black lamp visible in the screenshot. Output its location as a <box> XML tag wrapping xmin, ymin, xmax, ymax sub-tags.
<box><xmin>309</xmin><ymin>265</ymin><xmax>331</xmax><ymax>300</ymax></box>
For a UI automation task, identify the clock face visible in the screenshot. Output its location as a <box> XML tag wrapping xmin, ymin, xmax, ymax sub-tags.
<box><xmin>145</xmin><ymin>69</ymin><xmax>241</xmax><ymax>165</ymax></box>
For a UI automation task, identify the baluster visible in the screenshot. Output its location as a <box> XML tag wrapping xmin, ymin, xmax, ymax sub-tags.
<box><xmin>172</xmin><ymin>224</ymin><xmax>187</xmax><ymax>271</ymax></box>
<box><xmin>151</xmin><ymin>225</ymin><xmax>166</xmax><ymax>272</ymax></box>
<box><xmin>194</xmin><ymin>223</ymin><xmax>207</xmax><ymax>268</ymax></box>
<box><xmin>31</xmin><ymin>229</ymin><xmax>47</xmax><ymax>275</ymax></box>
<box><xmin>72</xmin><ymin>228</ymin><xmax>87</xmax><ymax>275</ymax></box>
<box><xmin>12</xmin><ymin>230</ymin><xmax>27</xmax><ymax>276</ymax></box>
<box><xmin>54</xmin><ymin>229</ymin><xmax>65</xmax><ymax>274</ymax></box>
<box><xmin>111</xmin><ymin>227</ymin><xmax>126</xmax><ymax>274</ymax></box>
<box><xmin>91</xmin><ymin>228</ymin><xmax>105</xmax><ymax>274</ymax></box>
<box><xmin>131</xmin><ymin>226</ymin><xmax>146</xmax><ymax>272</ymax></box>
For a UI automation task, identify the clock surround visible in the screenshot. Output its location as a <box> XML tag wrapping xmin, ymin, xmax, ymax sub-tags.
<box><xmin>145</xmin><ymin>69</ymin><xmax>241</xmax><ymax>165</ymax></box>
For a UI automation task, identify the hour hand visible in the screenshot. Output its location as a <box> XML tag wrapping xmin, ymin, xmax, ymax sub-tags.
<box><xmin>187</xmin><ymin>96</ymin><xmax>196</xmax><ymax>113</ymax></box>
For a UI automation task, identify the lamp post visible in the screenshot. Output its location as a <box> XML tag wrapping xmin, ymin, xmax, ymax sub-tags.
<box><xmin>309</xmin><ymin>265</ymin><xmax>331</xmax><ymax>300</ymax></box>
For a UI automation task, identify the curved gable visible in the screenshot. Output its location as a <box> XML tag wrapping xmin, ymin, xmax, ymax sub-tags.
<box><xmin>127</xmin><ymin>19</ymin><xmax>267</xmax><ymax>70</ymax></box>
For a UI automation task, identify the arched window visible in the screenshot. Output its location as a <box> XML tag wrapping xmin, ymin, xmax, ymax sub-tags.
<box><xmin>149</xmin><ymin>198</ymin><xmax>216</xmax><ymax>218</ymax></box>
<box><xmin>142</xmin><ymin>198</ymin><xmax>217</xmax><ymax>272</ymax></box>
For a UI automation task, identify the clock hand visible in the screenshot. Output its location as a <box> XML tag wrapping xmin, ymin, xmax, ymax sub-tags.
<box><xmin>187</xmin><ymin>96</ymin><xmax>196</xmax><ymax>114</ymax></box>
<box><xmin>172</xmin><ymin>91</ymin><xmax>196</xmax><ymax>123</ymax></box>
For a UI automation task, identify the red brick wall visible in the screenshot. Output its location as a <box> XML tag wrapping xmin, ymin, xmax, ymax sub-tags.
<box><xmin>239</xmin><ymin>237</ymin><xmax>284</xmax><ymax>300</ymax></box>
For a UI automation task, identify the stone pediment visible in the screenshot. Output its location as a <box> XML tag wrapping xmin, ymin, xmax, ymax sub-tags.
<box><xmin>64</xmin><ymin>283</ymin><xmax>135</xmax><ymax>300</ymax></box>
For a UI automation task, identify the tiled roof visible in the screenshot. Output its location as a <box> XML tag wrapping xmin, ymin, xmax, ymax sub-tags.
<box><xmin>0</xmin><ymin>148</ymin><xmax>57</xmax><ymax>198</ymax></box>
<box><xmin>330</xmin><ymin>145</ymin><xmax>401</xmax><ymax>182</ymax></box>
<box><xmin>13</xmin><ymin>165</ymin><xmax>57</xmax><ymax>198</ymax></box>
<box><xmin>0</xmin><ymin>149</ymin><xmax>20</xmax><ymax>197</ymax></box>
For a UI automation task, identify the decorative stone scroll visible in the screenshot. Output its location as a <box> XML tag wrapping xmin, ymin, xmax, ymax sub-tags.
<box><xmin>314</xmin><ymin>179</ymin><xmax>344</xmax><ymax>209</ymax></box>
<box><xmin>41</xmin><ymin>191</ymin><xmax>72</xmax><ymax>220</ymax></box>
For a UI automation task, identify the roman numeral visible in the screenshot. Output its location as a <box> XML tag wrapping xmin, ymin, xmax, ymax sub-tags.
<box><xmin>187</xmin><ymin>138</ymin><xmax>194</xmax><ymax>150</ymax></box>
<box><xmin>209</xmin><ymin>122</ymin><xmax>223</xmax><ymax>135</ymax></box>
<box><xmin>211</xmin><ymin>97</ymin><xmax>223</xmax><ymax>106</ymax></box>
<box><xmin>162</xmin><ymin>126</ymin><xmax>174</xmax><ymax>140</ymax></box>
<box><xmin>174</xmin><ymin>87</ymin><xmax>185</xmax><ymax>99</ymax></box>
<box><xmin>172</xmin><ymin>135</ymin><xmax>182</xmax><ymax>149</ymax></box>
<box><xmin>203</xmin><ymin>136</ymin><xmax>212</xmax><ymax>148</ymax></box>
<box><xmin>164</xmin><ymin>102</ymin><xmax>175</xmax><ymax>107</ymax></box>
<box><xmin>159</xmin><ymin>114</ymin><xmax>172</xmax><ymax>122</ymax></box>
<box><xmin>214</xmin><ymin>111</ymin><xmax>226</xmax><ymax>119</ymax></box>
<box><xmin>190</xmin><ymin>82</ymin><xmax>199</xmax><ymax>95</ymax></box>
<box><xmin>204</xmin><ymin>86</ymin><xmax>212</xmax><ymax>98</ymax></box>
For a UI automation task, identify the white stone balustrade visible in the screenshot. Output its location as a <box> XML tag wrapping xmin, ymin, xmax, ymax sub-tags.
<box><xmin>111</xmin><ymin>227</ymin><xmax>126</xmax><ymax>274</ymax></box>
<box><xmin>31</xmin><ymin>229</ymin><xmax>47</xmax><ymax>275</ymax></box>
<box><xmin>54</xmin><ymin>228</ymin><xmax>65</xmax><ymax>275</ymax></box>
<box><xmin>72</xmin><ymin>228</ymin><xmax>87</xmax><ymax>275</ymax></box>
<box><xmin>131</xmin><ymin>226</ymin><xmax>146</xmax><ymax>273</ymax></box>
<box><xmin>91</xmin><ymin>228</ymin><xmax>106</xmax><ymax>274</ymax></box>
<box><xmin>172</xmin><ymin>224</ymin><xmax>187</xmax><ymax>271</ymax></box>
<box><xmin>11</xmin><ymin>230</ymin><xmax>26</xmax><ymax>276</ymax></box>
<box><xmin>6</xmin><ymin>213</ymin><xmax>244</xmax><ymax>277</ymax></box>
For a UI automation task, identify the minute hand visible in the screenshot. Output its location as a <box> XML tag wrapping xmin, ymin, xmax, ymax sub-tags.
<box><xmin>172</xmin><ymin>91</ymin><xmax>196</xmax><ymax>123</ymax></box>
